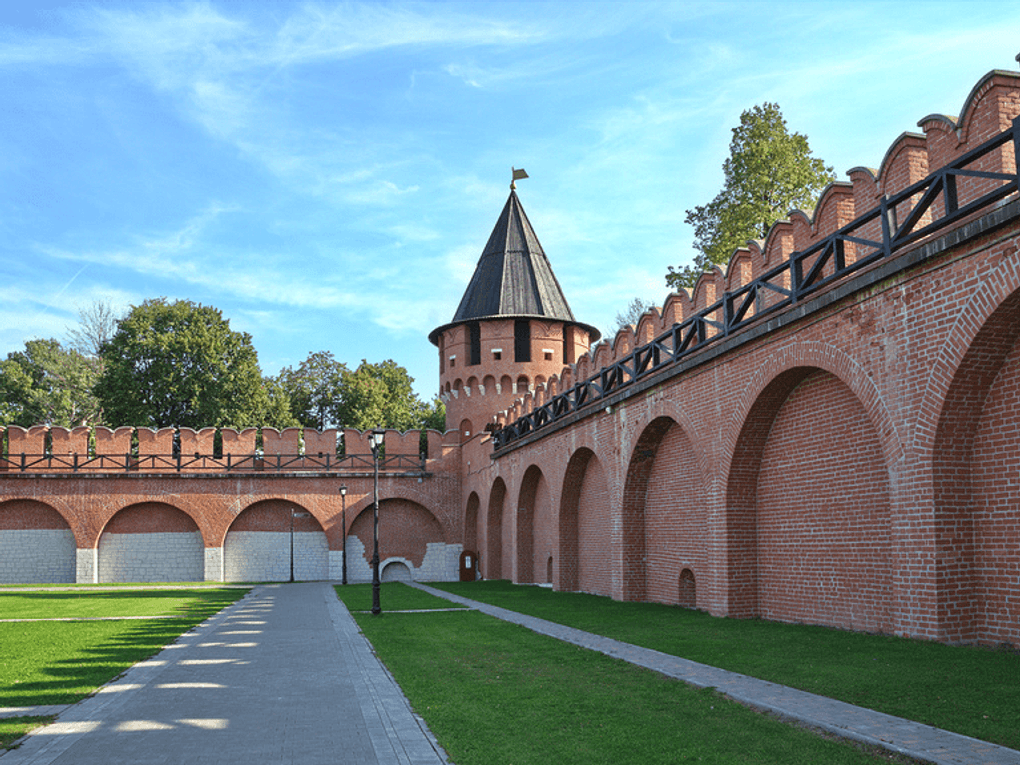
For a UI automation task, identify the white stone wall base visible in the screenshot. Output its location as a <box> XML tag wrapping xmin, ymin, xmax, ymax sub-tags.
<box><xmin>76</xmin><ymin>547</ymin><xmax>97</xmax><ymax>584</ymax></box>
<box><xmin>98</xmin><ymin>531</ymin><xmax>204</xmax><ymax>583</ymax></box>
<box><xmin>224</xmin><ymin>531</ymin><xmax>328</xmax><ymax>582</ymax></box>
<box><xmin>0</xmin><ymin>529</ymin><xmax>75</xmax><ymax>583</ymax></box>
<box><xmin>205</xmin><ymin>547</ymin><xmax>224</xmax><ymax>581</ymax></box>
<box><xmin>343</xmin><ymin>538</ymin><xmax>462</xmax><ymax>584</ymax></box>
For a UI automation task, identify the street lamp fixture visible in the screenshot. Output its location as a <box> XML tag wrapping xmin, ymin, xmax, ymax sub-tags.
<box><xmin>369</xmin><ymin>427</ymin><xmax>385</xmax><ymax>615</ymax></box>
<box><xmin>339</xmin><ymin>485</ymin><xmax>348</xmax><ymax>586</ymax></box>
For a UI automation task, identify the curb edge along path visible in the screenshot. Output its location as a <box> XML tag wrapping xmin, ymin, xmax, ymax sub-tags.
<box><xmin>412</xmin><ymin>583</ymin><xmax>1020</xmax><ymax>765</ymax></box>
<box><xmin>1</xmin><ymin>583</ymin><xmax>449</xmax><ymax>765</ymax></box>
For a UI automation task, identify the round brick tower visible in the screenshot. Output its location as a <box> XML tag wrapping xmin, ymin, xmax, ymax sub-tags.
<box><xmin>429</xmin><ymin>185</ymin><xmax>600</xmax><ymax>440</ymax></box>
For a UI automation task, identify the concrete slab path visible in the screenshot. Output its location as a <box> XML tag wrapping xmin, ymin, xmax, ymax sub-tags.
<box><xmin>412</xmin><ymin>583</ymin><xmax>1020</xmax><ymax>765</ymax></box>
<box><xmin>1</xmin><ymin>583</ymin><xmax>448</xmax><ymax>765</ymax></box>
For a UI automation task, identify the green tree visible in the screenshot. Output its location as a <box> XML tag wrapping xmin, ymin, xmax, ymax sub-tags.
<box><xmin>275</xmin><ymin>351</ymin><xmax>348</xmax><ymax>430</ymax></box>
<box><xmin>418</xmin><ymin>396</ymin><xmax>446</xmax><ymax>432</ymax></box>
<box><xmin>607</xmin><ymin>297</ymin><xmax>656</xmax><ymax>339</ymax></box>
<box><xmin>95</xmin><ymin>298</ymin><xmax>269</xmax><ymax>429</ymax></box>
<box><xmin>667</xmin><ymin>103</ymin><xmax>835</xmax><ymax>290</ymax></box>
<box><xmin>66</xmin><ymin>300</ymin><xmax>120</xmax><ymax>358</ymax></box>
<box><xmin>261</xmin><ymin>375</ymin><xmax>301</xmax><ymax>430</ymax></box>
<box><xmin>333</xmin><ymin>359</ymin><xmax>433</xmax><ymax>431</ymax></box>
<box><xmin>0</xmin><ymin>339</ymin><xmax>102</xmax><ymax>427</ymax></box>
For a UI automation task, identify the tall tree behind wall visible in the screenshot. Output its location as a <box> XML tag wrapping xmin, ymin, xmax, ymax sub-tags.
<box><xmin>666</xmin><ymin>103</ymin><xmax>835</xmax><ymax>290</ymax></box>
<box><xmin>95</xmin><ymin>298</ymin><xmax>270</xmax><ymax>429</ymax></box>
<box><xmin>0</xmin><ymin>339</ymin><xmax>102</xmax><ymax>427</ymax></box>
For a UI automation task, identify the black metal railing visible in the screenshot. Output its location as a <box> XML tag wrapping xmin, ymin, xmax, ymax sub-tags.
<box><xmin>493</xmin><ymin>116</ymin><xmax>1020</xmax><ymax>451</ymax></box>
<box><xmin>0</xmin><ymin>452</ymin><xmax>427</xmax><ymax>474</ymax></box>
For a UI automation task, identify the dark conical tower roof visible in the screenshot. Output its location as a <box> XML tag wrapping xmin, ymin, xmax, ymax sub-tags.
<box><xmin>429</xmin><ymin>190</ymin><xmax>600</xmax><ymax>344</ymax></box>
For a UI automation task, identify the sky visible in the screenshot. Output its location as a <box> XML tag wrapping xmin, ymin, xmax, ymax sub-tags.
<box><xmin>2</xmin><ymin>1</ymin><xmax>1019</xmax><ymax>401</ymax></box>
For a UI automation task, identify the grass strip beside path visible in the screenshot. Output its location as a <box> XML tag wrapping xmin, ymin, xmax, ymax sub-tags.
<box><xmin>0</xmin><ymin>589</ymin><xmax>246</xmax><ymax>621</ymax></box>
<box><xmin>0</xmin><ymin>716</ymin><xmax>55</xmax><ymax>751</ymax></box>
<box><xmin>431</xmin><ymin>581</ymin><xmax>1020</xmax><ymax>750</ymax></box>
<box><xmin>334</xmin><ymin>582</ymin><xmax>469</xmax><ymax>612</ymax></box>
<box><xmin>347</xmin><ymin>595</ymin><xmax>916</xmax><ymax>765</ymax></box>
<box><xmin>0</xmin><ymin>587</ymin><xmax>248</xmax><ymax>749</ymax></box>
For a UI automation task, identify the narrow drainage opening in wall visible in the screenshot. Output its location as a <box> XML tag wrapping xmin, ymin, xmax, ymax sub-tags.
<box><xmin>678</xmin><ymin>568</ymin><xmax>696</xmax><ymax>609</ymax></box>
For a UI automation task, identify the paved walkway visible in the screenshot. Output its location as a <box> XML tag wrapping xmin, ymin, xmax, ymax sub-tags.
<box><xmin>1</xmin><ymin>583</ymin><xmax>449</xmax><ymax>765</ymax></box>
<box><xmin>5</xmin><ymin>582</ymin><xmax>1020</xmax><ymax>765</ymax></box>
<box><xmin>413</xmin><ymin>583</ymin><xmax>1020</xmax><ymax>765</ymax></box>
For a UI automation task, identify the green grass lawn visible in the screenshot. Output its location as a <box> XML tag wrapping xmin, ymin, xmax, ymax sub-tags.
<box><xmin>0</xmin><ymin>587</ymin><xmax>248</xmax><ymax>749</ymax></box>
<box><xmin>429</xmin><ymin>581</ymin><xmax>1020</xmax><ymax>751</ymax></box>
<box><xmin>335</xmin><ymin>581</ymin><xmax>469</xmax><ymax>612</ymax></box>
<box><xmin>338</xmin><ymin>585</ymin><xmax>917</xmax><ymax>765</ymax></box>
<box><xmin>0</xmin><ymin>589</ymin><xmax>246</xmax><ymax>620</ymax></box>
<box><xmin>0</xmin><ymin>581</ymin><xmax>250</xmax><ymax>589</ymax></box>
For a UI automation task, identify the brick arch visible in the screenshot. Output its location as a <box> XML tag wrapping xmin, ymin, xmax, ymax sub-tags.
<box><xmin>916</xmin><ymin>260</ymin><xmax>1020</xmax><ymax>457</ymax></box>
<box><xmin>98</xmin><ymin>502</ymin><xmax>204</xmax><ymax>583</ymax></box>
<box><xmin>516</xmin><ymin>465</ymin><xmax>548</xmax><ymax>584</ymax></box>
<box><xmin>621</xmin><ymin>415</ymin><xmax>706</xmax><ymax>604</ymax></box>
<box><xmin>558</xmin><ymin>448</ymin><xmax>611</xmax><ymax>595</ymax></box>
<box><xmin>350</xmin><ymin>498</ymin><xmax>443</xmax><ymax>570</ymax></box>
<box><xmin>621</xmin><ymin>416</ymin><xmax>672</xmax><ymax>601</ymax></box>
<box><xmin>486</xmin><ymin>478</ymin><xmax>507</xmax><ymax>579</ymax></box>
<box><xmin>927</xmin><ymin>286</ymin><xmax>1020</xmax><ymax>644</ymax></box>
<box><xmin>464</xmin><ymin>491</ymin><xmax>480</xmax><ymax>554</ymax></box>
<box><xmin>720</xmin><ymin>341</ymin><xmax>903</xmax><ymax>476</ymax></box>
<box><xmin>340</xmin><ymin>485</ymin><xmax>454</xmax><ymax>549</ymax></box>
<box><xmin>725</xmin><ymin>366</ymin><xmax>892</xmax><ymax>631</ymax></box>
<box><xmin>224</xmin><ymin>499</ymin><xmax>326</xmax><ymax>582</ymax></box>
<box><xmin>0</xmin><ymin>499</ymin><xmax>76</xmax><ymax>583</ymax></box>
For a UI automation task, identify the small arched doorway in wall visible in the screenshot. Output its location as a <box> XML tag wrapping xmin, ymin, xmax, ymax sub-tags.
<box><xmin>349</xmin><ymin>498</ymin><xmax>444</xmax><ymax>582</ymax></box>
<box><xmin>224</xmin><ymin>500</ymin><xmax>328</xmax><ymax>582</ymax></box>
<box><xmin>678</xmin><ymin>568</ymin><xmax>696</xmax><ymax>609</ymax></box>
<box><xmin>0</xmin><ymin>500</ymin><xmax>76</xmax><ymax>584</ymax></box>
<box><xmin>382</xmin><ymin>560</ymin><xmax>412</xmax><ymax>582</ymax></box>
<box><xmin>99</xmin><ymin>503</ymin><xmax>204</xmax><ymax>583</ymax></box>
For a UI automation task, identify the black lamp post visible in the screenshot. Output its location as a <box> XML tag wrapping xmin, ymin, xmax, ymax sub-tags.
<box><xmin>339</xmin><ymin>485</ymin><xmax>348</xmax><ymax>585</ymax></box>
<box><xmin>289</xmin><ymin>508</ymin><xmax>309</xmax><ymax>582</ymax></box>
<box><xmin>369</xmin><ymin>427</ymin><xmax>385</xmax><ymax>615</ymax></box>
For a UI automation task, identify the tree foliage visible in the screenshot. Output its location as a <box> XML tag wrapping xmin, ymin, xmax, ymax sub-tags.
<box><xmin>667</xmin><ymin>103</ymin><xmax>835</xmax><ymax>290</ymax></box>
<box><xmin>335</xmin><ymin>359</ymin><xmax>433</xmax><ymax>432</ymax></box>
<box><xmin>275</xmin><ymin>351</ymin><xmax>347</xmax><ymax>430</ymax></box>
<box><xmin>95</xmin><ymin>298</ymin><xmax>269</xmax><ymax>429</ymax></box>
<box><xmin>0</xmin><ymin>339</ymin><xmax>102</xmax><ymax>427</ymax></box>
<box><xmin>272</xmin><ymin>354</ymin><xmax>445</xmax><ymax>432</ymax></box>
<box><xmin>66</xmin><ymin>300</ymin><xmax>120</xmax><ymax>358</ymax></box>
<box><xmin>608</xmin><ymin>297</ymin><xmax>656</xmax><ymax>339</ymax></box>
<box><xmin>2</xmin><ymin>297</ymin><xmax>442</xmax><ymax>434</ymax></box>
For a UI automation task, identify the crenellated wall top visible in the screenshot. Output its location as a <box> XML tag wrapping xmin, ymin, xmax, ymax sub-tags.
<box><xmin>0</xmin><ymin>425</ymin><xmax>456</xmax><ymax>475</ymax></box>
<box><xmin>495</xmin><ymin>68</ymin><xmax>1020</xmax><ymax>432</ymax></box>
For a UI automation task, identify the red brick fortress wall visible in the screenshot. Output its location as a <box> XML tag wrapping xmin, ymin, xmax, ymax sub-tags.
<box><xmin>463</xmin><ymin>69</ymin><xmax>1020</xmax><ymax>647</ymax></box>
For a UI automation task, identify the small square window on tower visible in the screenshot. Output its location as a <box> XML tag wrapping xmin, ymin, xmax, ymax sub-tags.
<box><xmin>492</xmin><ymin>348</ymin><xmax>502</xmax><ymax>361</ymax></box>
<box><xmin>543</xmin><ymin>348</ymin><xmax>554</xmax><ymax>361</ymax></box>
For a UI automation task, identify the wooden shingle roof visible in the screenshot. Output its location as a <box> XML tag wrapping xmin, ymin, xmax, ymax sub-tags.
<box><xmin>429</xmin><ymin>190</ymin><xmax>600</xmax><ymax>344</ymax></box>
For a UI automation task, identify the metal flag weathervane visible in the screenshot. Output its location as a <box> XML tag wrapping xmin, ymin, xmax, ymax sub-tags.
<box><xmin>511</xmin><ymin>167</ymin><xmax>528</xmax><ymax>190</ymax></box>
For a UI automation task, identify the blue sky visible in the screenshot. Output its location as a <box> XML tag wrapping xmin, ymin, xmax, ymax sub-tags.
<box><xmin>2</xmin><ymin>1</ymin><xmax>1018</xmax><ymax>400</ymax></box>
